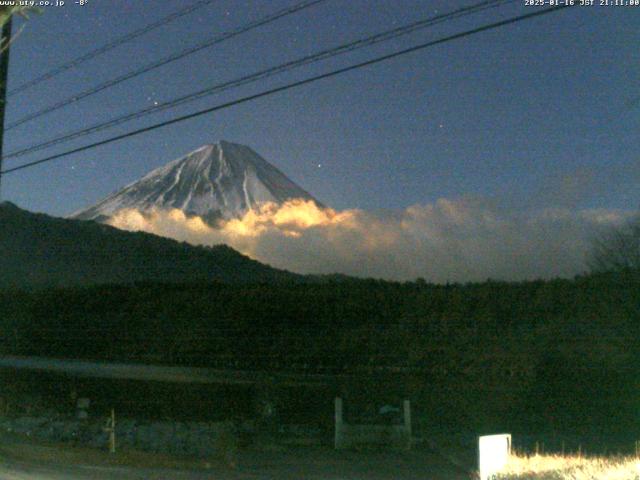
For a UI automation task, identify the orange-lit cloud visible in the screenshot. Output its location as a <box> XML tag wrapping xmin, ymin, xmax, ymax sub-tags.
<box><xmin>222</xmin><ymin>199</ymin><xmax>358</xmax><ymax>237</ymax></box>
<box><xmin>106</xmin><ymin>198</ymin><xmax>633</xmax><ymax>282</ymax></box>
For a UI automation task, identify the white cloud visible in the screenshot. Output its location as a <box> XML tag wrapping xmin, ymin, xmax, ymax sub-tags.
<box><xmin>106</xmin><ymin>198</ymin><xmax>633</xmax><ymax>282</ymax></box>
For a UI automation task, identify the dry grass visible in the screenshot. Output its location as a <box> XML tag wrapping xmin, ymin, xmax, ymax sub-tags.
<box><xmin>493</xmin><ymin>452</ymin><xmax>640</xmax><ymax>479</ymax></box>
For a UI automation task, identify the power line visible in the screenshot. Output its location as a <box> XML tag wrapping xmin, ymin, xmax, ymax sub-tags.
<box><xmin>5</xmin><ymin>0</ymin><xmax>515</xmax><ymax>161</ymax></box>
<box><xmin>7</xmin><ymin>0</ymin><xmax>216</xmax><ymax>97</ymax></box>
<box><xmin>0</xmin><ymin>5</ymin><xmax>573</xmax><ymax>177</ymax></box>
<box><xmin>5</xmin><ymin>0</ymin><xmax>327</xmax><ymax>131</ymax></box>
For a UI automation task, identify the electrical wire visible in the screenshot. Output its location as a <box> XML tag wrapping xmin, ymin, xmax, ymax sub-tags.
<box><xmin>5</xmin><ymin>0</ymin><xmax>328</xmax><ymax>130</ymax></box>
<box><xmin>7</xmin><ymin>0</ymin><xmax>217</xmax><ymax>97</ymax></box>
<box><xmin>5</xmin><ymin>0</ymin><xmax>515</xmax><ymax>161</ymax></box>
<box><xmin>0</xmin><ymin>5</ymin><xmax>574</xmax><ymax>176</ymax></box>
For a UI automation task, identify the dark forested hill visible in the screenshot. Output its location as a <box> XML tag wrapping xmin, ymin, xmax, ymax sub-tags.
<box><xmin>0</xmin><ymin>202</ymin><xmax>299</xmax><ymax>287</ymax></box>
<box><xmin>1</xmin><ymin>272</ymin><xmax>639</xmax><ymax>440</ymax></box>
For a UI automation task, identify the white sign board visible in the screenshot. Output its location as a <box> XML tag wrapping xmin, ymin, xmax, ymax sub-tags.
<box><xmin>478</xmin><ymin>433</ymin><xmax>511</xmax><ymax>480</ymax></box>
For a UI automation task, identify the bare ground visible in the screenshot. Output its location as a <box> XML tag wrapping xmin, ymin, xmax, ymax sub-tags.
<box><xmin>0</xmin><ymin>432</ymin><xmax>471</xmax><ymax>479</ymax></box>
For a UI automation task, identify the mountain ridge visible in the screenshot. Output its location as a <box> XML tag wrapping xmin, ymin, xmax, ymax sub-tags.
<box><xmin>0</xmin><ymin>202</ymin><xmax>301</xmax><ymax>288</ymax></box>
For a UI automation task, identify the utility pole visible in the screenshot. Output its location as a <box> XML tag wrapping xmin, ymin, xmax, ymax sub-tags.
<box><xmin>0</xmin><ymin>15</ymin><xmax>12</xmax><ymax>199</ymax></box>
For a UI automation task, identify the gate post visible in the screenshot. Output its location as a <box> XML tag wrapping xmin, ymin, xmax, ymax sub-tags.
<box><xmin>403</xmin><ymin>399</ymin><xmax>412</xmax><ymax>450</ymax></box>
<box><xmin>334</xmin><ymin>397</ymin><xmax>344</xmax><ymax>449</ymax></box>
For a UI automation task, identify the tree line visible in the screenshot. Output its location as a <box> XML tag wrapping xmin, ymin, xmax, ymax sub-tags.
<box><xmin>0</xmin><ymin>270</ymin><xmax>638</xmax><ymax>437</ymax></box>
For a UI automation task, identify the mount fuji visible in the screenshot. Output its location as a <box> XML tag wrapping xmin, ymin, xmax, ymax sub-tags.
<box><xmin>71</xmin><ymin>140</ymin><xmax>321</xmax><ymax>224</ymax></box>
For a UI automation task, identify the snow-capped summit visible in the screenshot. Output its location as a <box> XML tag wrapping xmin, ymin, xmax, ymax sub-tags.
<box><xmin>71</xmin><ymin>140</ymin><xmax>321</xmax><ymax>224</ymax></box>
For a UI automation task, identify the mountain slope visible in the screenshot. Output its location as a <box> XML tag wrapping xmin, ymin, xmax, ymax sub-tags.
<box><xmin>72</xmin><ymin>141</ymin><xmax>320</xmax><ymax>224</ymax></box>
<box><xmin>0</xmin><ymin>202</ymin><xmax>300</xmax><ymax>288</ymax></box>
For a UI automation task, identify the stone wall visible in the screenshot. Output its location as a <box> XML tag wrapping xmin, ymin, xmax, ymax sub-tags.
<box><xmin>0</xmin><ymin>414</ymin><xmax>240</xmax><ymax>457</ymax></box>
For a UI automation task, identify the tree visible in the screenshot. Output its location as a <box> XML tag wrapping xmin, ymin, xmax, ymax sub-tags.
<box><xmin>0</xmin><ymin>6</ymin><xmax>38</xmax><ymax>44</ymax></box>
<box><xmin>588</xmin><ymin>214</ymin><xmax>640</xmax><ymax>273</ymax></box>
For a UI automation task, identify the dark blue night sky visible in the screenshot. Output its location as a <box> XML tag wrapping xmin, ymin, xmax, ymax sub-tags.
<box><xmin>2</xmin><ymin>0</ymin><xmax>638</xmax><ymax>217</ymax></box>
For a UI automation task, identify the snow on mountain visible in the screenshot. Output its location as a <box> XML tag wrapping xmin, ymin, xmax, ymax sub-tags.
<box><xmin>71</xmin><ymin>141</ymin><xmax>321</xmax><ymax>224</ymax></box>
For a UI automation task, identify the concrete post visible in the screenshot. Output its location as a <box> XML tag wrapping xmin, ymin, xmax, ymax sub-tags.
<box><xmin>103</xmin><ymin>408</ymin><xmax>116</xmax><ymax>454</ymax></box>
<box><xmin>109</xmin><ymin>408</ymin><xmax>116</xmax><ymax>454</ymax></box>
<box><xmin>403</xmin><ymin>399</ymin><xmax>412</xmax><ymax>450</ymax></box>
<box><xmin>334</xmin><ymin>397</ymin><xmax>344</xmax><ymax>449</ymax></box>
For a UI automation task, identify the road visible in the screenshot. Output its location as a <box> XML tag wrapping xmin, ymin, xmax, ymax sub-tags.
<box><xmin>0</xmin><ymin>460</ymin><xmax>230</xmax><ymax>479</ymax></box>
<box><xmin>0</xmin><ymin>447</ymin><xmax>470</xmax><ymax>479</ymax></box>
